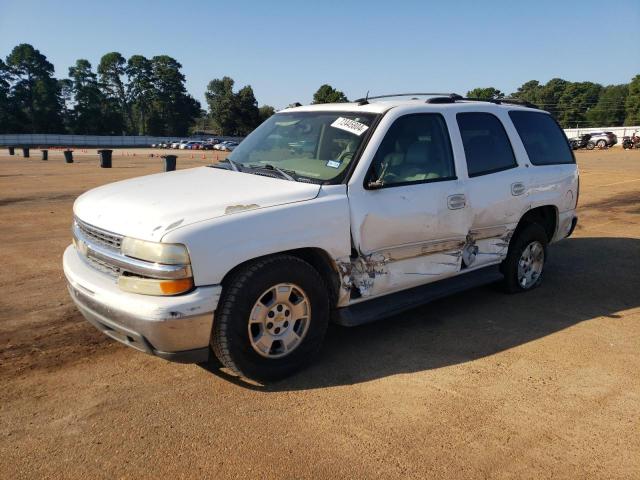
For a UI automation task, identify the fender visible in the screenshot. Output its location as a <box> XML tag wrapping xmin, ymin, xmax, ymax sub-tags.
<box><xmin>162</xmin><ymin>185</ymin><xmax>352</xmax><ymax>287</ymax></box>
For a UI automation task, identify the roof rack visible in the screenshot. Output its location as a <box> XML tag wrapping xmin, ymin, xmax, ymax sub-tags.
<box><xmin>355</xmin><ymin>93</ymin><xmax>460</xmax><ymax>105</ymax></box>
<box><xmin>462</xmin><ymin>97</ymin><xmax>538</xmax><ymax>109</ymax></box>
<box><xmin>355</xmin><ymin>92</ymin><xmax>538</xmax><ymax>109</ymax></box>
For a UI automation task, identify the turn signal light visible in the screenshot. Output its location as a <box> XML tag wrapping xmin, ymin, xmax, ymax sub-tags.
<box><xmin>118</xmin><ymin>276</ymin><xmax>194</xmax><ymax>296</ymax></box>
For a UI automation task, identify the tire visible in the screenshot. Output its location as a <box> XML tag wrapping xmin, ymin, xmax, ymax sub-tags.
<box><xmin>211</xmin><ymin>255</ymin><xmax>330</xmax><ymax>382</ymax></box>
<box><xmin>501</xmin><ymin>223</ymin><xmax>548</xmax><ymax>293</ymax></box>
<box><xmin>596</xmin><ymin>139</ymin><xmax>607</xmax><ymax>148</ymax></box>
<box><xmin>586</xmin><ymin>141</ymin><xmax>595</xmax><ymax>150</ymax></box>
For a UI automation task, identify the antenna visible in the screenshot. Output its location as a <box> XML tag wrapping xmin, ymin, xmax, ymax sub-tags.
<box><xmin>357</xmin><ymin>91</ymin><xmax>370</xmax><ymax>106</ymax></box>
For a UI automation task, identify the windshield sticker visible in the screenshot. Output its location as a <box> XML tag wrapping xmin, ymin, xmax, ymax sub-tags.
<box><xmin>326</xmin><ymin>160</ymin><xmax>341</xmax><ymax>168</ymax></box>
<box><xmin>330</xmin><ymin>117</ymin><xmax>369</xmax><ymax>136</ymax></box>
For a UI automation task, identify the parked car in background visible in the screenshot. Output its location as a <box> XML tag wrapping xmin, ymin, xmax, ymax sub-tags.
<box><xmin>214</xmin><ymin>141</ymin><xmax>237</xmax><ymax>151</ymax></box>
<box><xmin>568</xmin><ymin>134</ymin><xmax>591</xmax><ymax>150</ymax></box>
<box><xmin>588</xmin><ymin>131</ymin><xmax>617</xmax><ymax>148</ymax></box>
<box><xmin>219</xmin><ymin>141</ymin><xmax>239</xmax><ymax>152</ymax></box>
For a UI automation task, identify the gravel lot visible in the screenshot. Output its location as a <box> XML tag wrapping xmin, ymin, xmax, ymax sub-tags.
<box><xmin>0</xmin><ymin>147</ymin><xmax>638</xmax><ymax>479</ymax></box>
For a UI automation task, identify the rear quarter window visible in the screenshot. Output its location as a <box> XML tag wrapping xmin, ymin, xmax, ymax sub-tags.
<box><xmin>509</xmin><ymin>111</ymin><xmax>575</xmax><ymax>166</ymax></box>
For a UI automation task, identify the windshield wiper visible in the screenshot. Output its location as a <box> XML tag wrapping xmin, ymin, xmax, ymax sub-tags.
<box><xmin>212</xmin><ymin>157</ymin><xmax>240</xmax><ymax>172</ymax></box>
<box><xmin>248</xmin><ymin>163</ymin><xmax>298</xmax><ymax>182</ymax></box>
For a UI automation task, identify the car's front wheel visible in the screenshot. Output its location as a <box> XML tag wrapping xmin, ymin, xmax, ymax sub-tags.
<box><xmin>211</xmin><ymin>255</ymin><xmax>329</xmax><ymax>382</ymax></box>
<box><xmin>597</xmin><ymin>139</ymin><xmax>607</xmax><ymax>148</ymax></box>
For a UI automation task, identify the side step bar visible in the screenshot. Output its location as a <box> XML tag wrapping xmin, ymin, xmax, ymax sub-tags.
<box><xmin>334</xmin><ymin>265</ymin><xmax>504</xmax><ymax>327</ymax></box>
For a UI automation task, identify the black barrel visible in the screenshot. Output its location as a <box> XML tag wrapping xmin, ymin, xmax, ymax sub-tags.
<box><xmin>162</xmin><ymin>154</ymin><xmax>177</xmax><ymax>172</ymax></box>
<box><xmin>41</xmin><ymin>149</ymin><xmax>48</xmax><ymax>161</ymax></box>
<box><xmin>64</xmin><ymin>150</ymin><xmax>74</xmax><ymax>163</ymax></box>
<box><xmin>98</xmin><ymin>149</ymin><xmax>113</xmax><ymax>168</ymax></box>
<box><xmin>8</xmin><ymin>147</ymin><xmax>15</xmax><ymax>155</ymax></box>
<box><xmin>22</xmin><ymin>147</ymin><xmax>30</xmax><ymax>158</ymax></box>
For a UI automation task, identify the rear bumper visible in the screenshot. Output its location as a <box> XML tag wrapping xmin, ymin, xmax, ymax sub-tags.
<box><xmin>566</xmin><ymin>216</ymin><xmax>578</xmax><ymax>238</ymax></box>
<box><xmin>554</xmin><ymin>210</ymin><xmax>578</xmax><ymax>242</ymax></box>
<box><xmin>63</xmin><ymin>245</ymin><xmax>221</xmax><ymax>363</ymax></box>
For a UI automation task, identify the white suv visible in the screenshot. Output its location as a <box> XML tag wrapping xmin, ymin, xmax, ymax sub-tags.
<box><xmin>63</xmin><ymin>94</ymin><xmax>579</xmax><ymax>381</ymax></box>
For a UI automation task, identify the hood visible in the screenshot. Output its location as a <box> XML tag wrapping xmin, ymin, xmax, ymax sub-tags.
<box><xmin>73</xmin><ymin>166</ymin><xmax>321</xmax><ymax>241</ymax></box>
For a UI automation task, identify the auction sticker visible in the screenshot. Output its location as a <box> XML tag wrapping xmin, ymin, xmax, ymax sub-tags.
<box><xmin>326</xmin><ymin>160</ymin><xmax>341</xmax><ymax>168</ymax></box>
<box><xmin>331</xmin><ymin>117</ymin><xmax>369</xmax><ymax>136</ymax></box>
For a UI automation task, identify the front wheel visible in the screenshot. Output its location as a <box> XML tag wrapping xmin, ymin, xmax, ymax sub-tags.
<box><xmin>501</xmin><ymin>223</ymin><xmax>548</xmax><ymax>293</ymax></box>
<box><xmin>586</xmin><ymin>141</ymin><xmax>596</xmax><ymax>150</ymax></box>
<box><xmin>211</xmin><ymin>255</ymin><xmax>329</xmax><ymax>382</ymax></box>
<box><xmin>596</xmin><ymin>139</ymin><xmax>607</xmax><ymax>148</ymax></box>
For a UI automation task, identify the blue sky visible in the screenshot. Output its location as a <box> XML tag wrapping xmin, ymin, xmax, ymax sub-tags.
<box><xmin>1</xmin><ymin>0</ymin><xmax>638</xmax><ymax>109</ymax></box>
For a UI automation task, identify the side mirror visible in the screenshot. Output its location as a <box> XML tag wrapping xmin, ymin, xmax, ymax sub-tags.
<box><xmin>367</xmin><ymin>178</ymin><xmax>384</xmax><ymax>190</ymax></box>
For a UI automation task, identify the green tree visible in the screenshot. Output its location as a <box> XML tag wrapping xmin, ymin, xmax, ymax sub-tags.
<box><xmin>511</xmin><ymin>80</ymin><xmax>543</xmax><ymax>106</ymax></box>
<box><xmin>148</xmin><ymin>55</ymin><xmax>200</xmax><ymax>136</ymax></box>
<box><xmin>5</xmin><ymin>43</ymin><xmax>64</xmax><ymax>133</ymax></box>
<box><xmin>312</xmin><ymin>84</ymin><xmax>348</xmax><ymax>104</ymax></box>
<box><xmin>625</xmin><ymin>75</ymin><xmax>640</xmax><ymax>126</ymax></box>
<box><xmin>205</xmin><ymin>76</ymin><xmax>237</xmax><ymax>135</ymax></box>
<box><xmin>68</xmin><ymin>59</ymin><xmax>106</xmax><ymax>134</ymax></box>
<box><xmin>586</xmin><ymin>84</ymin><xmax>628</xmax><ymax>127</ymax></box>
<box><xmin>0</xmin><ymin>58</ymin><xmax>20</xmax><ymax>133</ymax></box>
<box><xmin>98</xmin><ymin>52</ymin><xmax>131</xmax><ymax>132</ymax></box>
<box><xmin>258</xmin><ymin>104</ymin><xmax>276</xmax><ymax>123</ymax></box>
<box><xmin>57</xmin><ymin>78</ymin><xmax>74</xmax><ymax>132</ymax></box>
<box><xmin>234</xmin><ymin>85</ymin><xmax>260</xmax><ymax>135</ymax></box>
<box><xmin>556</xmin><ymin>81</ymin><xmax>602</xmax><ymax>128</ymax></box>
<box><xmin>537</xmin><ymin>78</ymin><xmax>570</xmax><ymax>121</ymax></box>
<box><xmin>466</xmin><ymin>87</ymin><xmax>505</xmax><ymax>100</ymax></box>
<box><xmin>126</xmin><ymin>55</ymin><xmax>154</xmax><ymax>134</ymax></box>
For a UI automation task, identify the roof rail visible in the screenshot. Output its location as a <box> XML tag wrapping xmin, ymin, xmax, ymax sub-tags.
<box><xmin>355</xmin><ymin>92</ymin><xmax>461</xmax><ymax>105</ymax></box>
<box><xmin>460</xmin><ymin>97</ymin><xmax>539</xmax><ymax>109</ymax></box>
<box><xmin>354</xmin><ymin>92</ymin><xmax>539</xmax><ymax>109</ymax></box>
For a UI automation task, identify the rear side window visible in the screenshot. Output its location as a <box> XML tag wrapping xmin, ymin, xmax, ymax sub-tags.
<box><xmin>509</xmin><ymin>111</ymin><xmax>574</xmax><ymax>165</ymax></box>
<box><xmin>457</xmin><ymin>112</ymin><xmax>517</xmax><ymax>177</ymax></box>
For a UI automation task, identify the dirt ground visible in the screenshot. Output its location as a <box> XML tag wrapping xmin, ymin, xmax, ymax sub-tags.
<box><xmin>0</xmin><ymin>147</ymin><xmax>638</xmax><ymax>479</ymax></box>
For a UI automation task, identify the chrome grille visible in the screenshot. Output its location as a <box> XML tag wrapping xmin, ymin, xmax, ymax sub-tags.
<box><xmin>85</xmin><ymin>255</ymin><xmax>121</xmax><ymax>278</ymax></box>
<box><xmin>75</xmin><ymin>218</ymin><xmax>123</xmax><ymax>251</ymax></box>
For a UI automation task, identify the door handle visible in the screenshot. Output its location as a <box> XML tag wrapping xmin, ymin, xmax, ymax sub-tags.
<box><xmin>511</xmin><ymin>182</ymin><xmax>526</xmax><ymax>196</ymax></box>
<box><xmin>447</xmin><ymin>194</ymin><xmax>466</xmax><ymax>210</ymax></box>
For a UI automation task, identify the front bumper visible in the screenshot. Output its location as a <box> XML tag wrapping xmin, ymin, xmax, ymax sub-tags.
<box><xmin>63</xmin><ymin>245</ymin><xmax>221</xmax><ymax>363</ymax></box>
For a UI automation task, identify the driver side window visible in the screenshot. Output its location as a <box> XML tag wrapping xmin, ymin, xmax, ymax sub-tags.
<box><xmin>370</xmin><ymin>113</ymin><xmax>456</xmax><ymax>187</ymax></box>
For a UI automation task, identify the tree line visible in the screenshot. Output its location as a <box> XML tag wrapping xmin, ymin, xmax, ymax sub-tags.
<box><xmin>1</xmin><ymin>44</ymin><xmax>202</xmax><ymax>136</ymax></box>
<box><xmin>304</xmin><ymin>80</ymin><xmax>640</xmax><ymax>128</ymax></box>
<box><xmin>1</xmin><ymin>43</ymin><xmax>638</xmax><ymax>136</ymax></box>
<box><xmin>467</xmin><ymin>76</ymin><xmax>640</xmax><ymax>128</ymax></box>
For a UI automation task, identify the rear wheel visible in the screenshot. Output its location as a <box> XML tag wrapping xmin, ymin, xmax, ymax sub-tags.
<box><xmin>586</xmin><ymin>141</ymin><xmax>595</xmax><ymax>150</ymax></box>
<box><xmin>501</xmin><ymin>223</ymin><xmax>548</xmax><ymax>293</ymax></box>
<box><xmin>211</xmin><ymin>255</ymin><xmax>329</xmax><ymax>382</ymax></box>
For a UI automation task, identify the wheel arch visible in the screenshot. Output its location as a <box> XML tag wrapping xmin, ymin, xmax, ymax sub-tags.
<box><xmin>219</xmin><ymin>247</ymin><xmax>342</xmax><ymax>308</ymax></box>
<box><xmin>515</xmin><ymin>205</ymin><xmax>558</xmax><ymax>243</ymax></box>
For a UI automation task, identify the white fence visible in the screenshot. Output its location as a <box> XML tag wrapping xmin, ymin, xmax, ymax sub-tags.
<box><xmin>563</xmin><ymin>126</ymin><xmax>639</xmax><ymax>145</ymax></box>
<box><xmin>0</xmin><ymin>134</ymin><xmax>243</xmax><ymax>147</ymax></box>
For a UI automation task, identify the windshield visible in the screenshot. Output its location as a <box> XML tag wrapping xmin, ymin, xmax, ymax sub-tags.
<box><xmin>228</xmin><ymin>111</ymin><xmax>378</xmax><ymax>182</ymax></box>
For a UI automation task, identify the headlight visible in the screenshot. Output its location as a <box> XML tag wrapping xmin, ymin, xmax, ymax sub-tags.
<box><xmin>120</xmin><ymin>237</ymin><xmax>190</xmax><ymax>264</ymax></box>
<box><xmin>119</xmin><ymin>237</ymin><xmax>193</xmax><ymax>295</ymax></box>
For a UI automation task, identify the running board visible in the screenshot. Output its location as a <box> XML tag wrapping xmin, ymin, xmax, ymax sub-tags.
<box><xmin>334</xmin><ymin>265</ymin><xmax>504</xmax><ymax>327</ymax></box>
